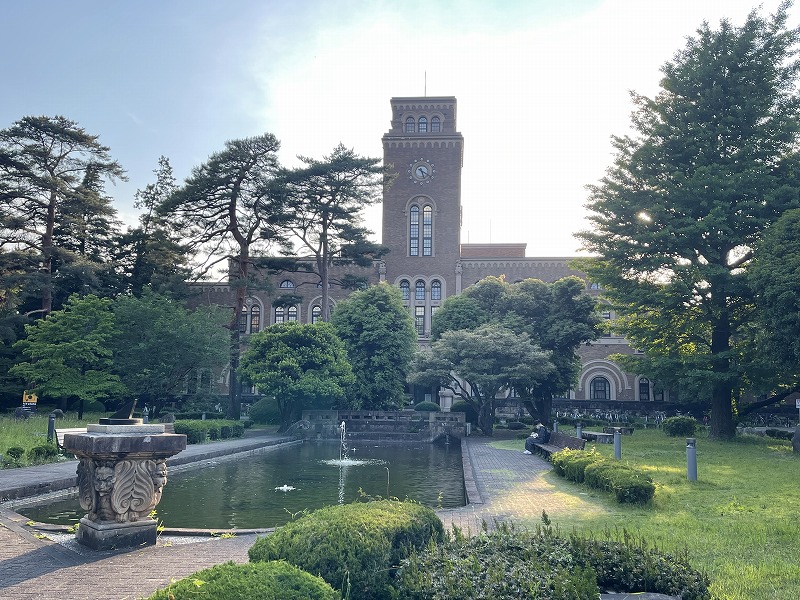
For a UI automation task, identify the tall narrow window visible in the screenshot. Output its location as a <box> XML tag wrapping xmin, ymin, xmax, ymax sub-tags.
<box><xmin>250</xmin><ymin>305</ymin><xmax>260</xmax><ymax>333</ymax></box>
<box><xmin>405</xmin><ymin>117</ymin><xmax>415</xmax><ymax>133</ymax></box>
<box><xmin>431</xmin><ymin>116</ymin><xmax>441</xmax><ymax>132</ymax></box>
<box><xmin>422</xmin><ymin>205</ymin><xmax>432</xmax><ymax>256</ymax></box>
<box><xmin>239</xmin><ymin>306</ymin><xmax>248</xmax><ymax>333</ymax></box>
<box><xmin>415</xmin><ymin>280</ymin><xmax>425</xmax><ymax>300</ymax></box>
<box><xmin>431</xmin><ymin>280</ymin><xmax>442</xmax><ymax>300</ymax></box>
<box><xmin>409</xmin><ymin>205</ymin><xmax>419</xmax><ymax>256</ymax></box>
<box><xmin>590</xmin><ymin>377</ymin><xmax>610</xmax><ymax>400</ymax></box>
<box><xmin>274</xmin><ymin>307</ymin><xmax>285</xmax><ymax>324</ymax></box>
<box><xmin>400</xmin><ymin>280</ymin><xmax>410</xmax><ymax>301</ymax></box>
<box><xmin>415</xmin><ymin>306</ymin><xmax>425</xmax><ymax>336</ymax></box>
<box><xmin>312</xmin><ymin>306</ymin><xmax>322</xmax><ymax>323</ymax></box>
<box><xmin>418</xmin><ymin>116</ymin><xmax>428</xmax><ymax>133</ymax></box>
<box><xmin>287</xmin><ymin>306</ymin><xmax>298</xmax><ymax>322</ymax></box>
<box><xmin>639</xmin><ymin>378</ymin><xmax>651</xmax><ymax>401</ymax></box>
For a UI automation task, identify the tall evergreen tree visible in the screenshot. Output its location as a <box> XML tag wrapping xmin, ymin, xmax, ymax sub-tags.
<box><xmin>577</xmin><ymin>3</ymin><xmax>800</xmax><ymax>438</ymax></box>
<box><xmin>0</xmin><ymin>116</ymin><xmax>124</xmax><ymax>317</ymax></box>
<box><xmin>158</xmin><ymin>134</ymin><xmax>290</xmax><ymax>419</ymax></box>
<box><xmin>272</xmin><ymin>144</ymin><xmax>388</xmax><ymax>321</ymax></box>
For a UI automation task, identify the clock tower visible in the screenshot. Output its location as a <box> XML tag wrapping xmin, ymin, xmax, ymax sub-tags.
<box><xmin>381</xmin><ymin>97</ymin><xmax>464</xmax><ymax>337</ymax></box>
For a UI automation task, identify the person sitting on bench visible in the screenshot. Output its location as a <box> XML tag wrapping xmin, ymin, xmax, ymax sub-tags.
<box><xmin>524</xmin><ymin>422</ymin><xmax>550</xmax><ymax>454</ymax></box>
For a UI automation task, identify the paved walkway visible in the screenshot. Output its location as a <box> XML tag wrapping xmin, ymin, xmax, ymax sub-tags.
<box><xmin>0</xmin><ymin>433</ymin><xmax>614</xmax><ymax>599</ymax></box>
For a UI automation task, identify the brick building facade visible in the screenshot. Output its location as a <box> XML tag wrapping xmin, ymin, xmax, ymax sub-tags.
<box><xmin>194</xmin><ymin>96</ymin><xmax>667</xmax><ymax>408</ymax></box>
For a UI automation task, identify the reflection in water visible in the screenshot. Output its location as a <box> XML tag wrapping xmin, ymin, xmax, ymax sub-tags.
<box><xmin>20</xmin><ymin>441</ymin><xmax>465</xmax><ymax>530</ymax></box>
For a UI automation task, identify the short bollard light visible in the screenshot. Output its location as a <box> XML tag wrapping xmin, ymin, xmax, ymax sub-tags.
<box><xmin>576</xmin><ymin>422</ymin><xmax>583</xmax><ymax>439</ymax></box>
<box><xmin>553</xmin><ymin>420</ymin><xmax>559</xmax><ymax>433</ymax></box>
<box><xmin>47</xmin><ymin>412</ymin><xmax>56</xmax><ymax>443</ymax></box>
<box><xmin>142</xmin><ymin>405</ymin><xmax>149</xmax><ymax>424</ymax></box>
<box><xmin>614</xmin><ymin>427</ymin><xmax>621</xmax><ymax>459</ymax></box>
<box><xmin>687</xmin><ymin>437</ymin><xmax>698</xmax><ymax>481</ymax></box>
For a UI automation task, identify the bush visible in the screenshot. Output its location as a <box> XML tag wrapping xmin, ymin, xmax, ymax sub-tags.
<box><xmin>174</xmin><ymin>419</ymin><xmax>243</xmax><ymax>444</ymax></box>
<box><xmin>145</xmin><ymin>560</ymin><xmax>338</xmax><ymax>600</ymax></box>
<box><xmin>69</xmin><ymin>399</ymin><xmax>106</xmax><ymax>413</ymax></box>
<box><xmin>27</xmin><ymin>444</ymin><xmax>58</xmax><ymax>463</ymax></box>
<box><xmin>551</xmin><ymin>449</ymin><xmax>605</xmax><ymax>483</ymax></box>
<box><xmin>249</xmin><ymin>397</ymin><xmax>281</xmax><ymax>425</ymax></box>
<box><xmin>507</xmin><ymin>421</ymin><xmax>526</xmax><ymax>430</ymax></box>
<box><xmin>765</xmin><ymin>428</ymin><xmax>793</xmax><ymax>440</ymax></box>
<box><xmin>413</xmin><ymin>401</ymin><xmax>440</xmax><ymax>412</ymax></box>
<box><xmin>583</xmin><ymin>461</ymin><xmax>655</xmax><ymax>504</ymax></box>
<box><xmin>248</xmin><ymin>500</ymin><xmax>444</xmax><ymax>600</ymax></box>
<box><xmin>6</xmin><ymin>447</ymin><xmax>25</xmax><ymax>462</ymax></box>
<box><xmin>450</xmin><ymin>400</ymin><xmax>478</xmax><ymax>426</ymax></box>
<box><xmin>662</xmin><ymin>416</ymin><xmax>698</xmax><ymax>437</ymax></box>
<box><xmin>395</xmin><ymin>521</ymin><xmax>709</xmax><ymax>600</ymax></box>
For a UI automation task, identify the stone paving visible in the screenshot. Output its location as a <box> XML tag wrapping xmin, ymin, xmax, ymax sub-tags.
<box><xmin>0</xmin><ymin>434</ymin><xmax>627</xmax><ymax>599</ymax></box>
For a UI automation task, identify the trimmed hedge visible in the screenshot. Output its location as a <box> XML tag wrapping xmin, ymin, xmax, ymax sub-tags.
<box><xmin>413</xmin><ymin>401</ymin><xmax>440</xmax><ymax>412</ymax></box>
<box><xmin>661</xmin><ymin>416</ymin><xmax>698</xmax><ymax>437</ymax></box>
<box><xmin>145</xmin><ymin>560</ymin><xmax>337</xmax><ymax>600</ymax></box>
<box><xmin>551</xmin><ymin>449</ymin><xmax>655</xmax><ymax>504</ymax></box>
<box><xmin>174</xmin><ymin>419</ymin><xmax>245</xmax><ymax>444</ymax></box>
<box><xmin>396</xmin><ymin>521</ymin><xmax>709</xmax><ymax>600</ymax></box>
<box><xmin>248</xmin><ymin>500</ymin><xmax>444</xmax><ymax>600</ymax></box>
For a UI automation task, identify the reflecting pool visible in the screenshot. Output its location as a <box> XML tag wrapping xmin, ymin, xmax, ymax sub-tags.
<box><xmin>20</xmin><ymin>440</ymin><xmax>466</xmax><ymax>529</ymax></box>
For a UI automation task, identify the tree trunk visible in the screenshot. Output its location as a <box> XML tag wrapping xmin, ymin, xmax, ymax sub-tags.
<box><xmin>709</xmin><ymin>317</ymin><xmax>735</xmax><ymax>439</ymax></box>
<box><xmin>478</xmin><ymin>399</ymin><xmax>494</xmax><ymax>436</ymax></box>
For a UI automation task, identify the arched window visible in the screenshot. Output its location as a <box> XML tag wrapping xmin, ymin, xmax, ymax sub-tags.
<box><xmin>431</xmin><ymin>280</ymin><xmax>442</xmax><ymax>301</ymax></box>
<box><xmin>418</xmin><ymin>116</ymin><xmax>428</xmax><ymax>133</ymax></box>
<box><xmin>239</xmin><ymin>306</ymin><xmax>248</xmax><ymax>333</ymax></box>
<box><xmin>422</xmin><ymin>205</ymin><xmax>432</xmax><ymax>256</ymax></box>
<box><xmin>415</xmin><ymin>280</ymin><xmax>426</xmax><ymax>301</ymax></box>
<box><xmin>279</xmin><ymin>280</ymin><xmax>294</xmax><ymax>289</ymax></box>
<box><xmin>274</xmin><ymin>307</ymin><xmax>285</xmax><ymax>324</ymax></box>
<box><xmin>431</xmin><ymin>116</ymin><xmax>441</xmax><ymax>132</ymax></box>
<box><xmin>250</xmin><ymin>304</ymin><xmax>261</xmax><ymax>333</ymax></box>
<box><xmin>405</xmin><ymin>117</ymin><xmax>415</xmax><ymax>133</ymax></box>
<box><xmin>287</xmin><ymin>306</ymin><xmax>298</xmax><ymax>322</ymax></box>
<box><xmin>590</xmin><ymin>377</ymin><xmax>610</xmax><ymax>400</ymax></box>
<box><xmin>415</xmin><ymin>306</ymin><xmax>425</xmax><ymax>335</ymax></box>
<box><xmin>312</xmin><ymin>305</ymin><xmax>322</xmax><ymax>324</ymax></box>
<box><xmin>400</xmin><ymin>280</ymin><xmax>410</xmax><ymax>301</ymax></box>
<box><xmin>639</xmin><ymin>378</ymin><xmax>651</xmax><ymax>401</ymax></box>
<box><xmin>409</xmin><ymin>205</ymin><xmax>420</xmax><ymax>256</ymax></box>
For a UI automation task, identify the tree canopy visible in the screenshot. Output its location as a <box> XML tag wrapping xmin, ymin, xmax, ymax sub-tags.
<box><xmin>331</xmin><ymin>282</ymin><xmax>417</xmax><ymax>410</ymax></box>
<box><xmin>410</xmin><ymin>323</ymin><xmax>553</xmax><ymax>436</ymax></box>
<box><xmin>239</xmin><ymin>322</ymin><xmax>355</xmax><ymax>432</ymax></box>
<box><xmin>577</xmin><ymin>3</ymin><xmax>800</xmax><ymax>438</ymax></box>
<box><xmin>270</xmin><ymin>144</ymin><xmax>388</xmax><ymax>320</ymax></box>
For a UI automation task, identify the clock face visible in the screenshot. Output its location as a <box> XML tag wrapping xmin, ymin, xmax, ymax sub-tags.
<box><xmin>408</xmin><ymin>159</ymin><xmax>435</xmax><ymax>184</ymax></box>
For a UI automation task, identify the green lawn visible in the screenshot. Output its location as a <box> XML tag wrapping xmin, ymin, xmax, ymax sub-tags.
<box><xmin>493</xmin><ymin>428</ymin><xmax>800</xmax><ymax>600</ymax></box>
<box><xmin>0</xmin><ymin>412</ymin><xmax>103</xmax><ymax>467</ymax></box>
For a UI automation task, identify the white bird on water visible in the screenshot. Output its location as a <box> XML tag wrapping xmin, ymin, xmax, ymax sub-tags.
<box><xmin>275</xmin><ymin>485</ymin><xmax>297</xmax><ymax>492</ymax></box>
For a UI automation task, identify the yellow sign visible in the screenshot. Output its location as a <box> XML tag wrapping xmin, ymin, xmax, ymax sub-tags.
<box><xmin>23</xmin><ymin>392</ymin><xmax>38</xmax><ymax>405</ymax></box>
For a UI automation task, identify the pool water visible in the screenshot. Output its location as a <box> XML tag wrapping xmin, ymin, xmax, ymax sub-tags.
<box><xmin>20</xmin><ymin>440</ymin><xmax>465</xmax><ymax>529</ymax></box>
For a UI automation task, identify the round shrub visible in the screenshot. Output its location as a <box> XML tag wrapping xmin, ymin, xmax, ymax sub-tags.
<box><xmin>6</xmin><ymin>447</ymin><xmax>25</xmax><ymax>462</ymax></box>
<box><xmin>248</xmin><ymin>397</ymin><xmax>281</xmax><ymax>425</ymax></box>
<box><xmin>449</xmin><ymin>400</ymin><xmax>478</xmax><ymax>426</ymax></box>
<box><xmin>69</xmin><ymin>399</ymin><xmax>106</xmax><ymax>413</ymax></box>
<box><xmin>661</xmin><ymin>415</ymin><xmax>698</xmax><ymax>437</ymax></box>
<box><xmin>414</xmin><ymin>401</ymin><xmax>440</xmax><ymax>412</ymax></box>
<box><xmin>28</xmin><ymin>444</ymin><xmax>58</xmax><ymax>463</ymax></box>
<box><xmin>145</xmin><ymin>560</ymin><xmax>337</xmax><ymax>600</ymax></box>
<box><xmin>551</xmin><ymin>449</ymin><xmax>606</xmax><ymax>483</ymax></box>
<box><xmin>248</xmin><ymin>500</ymin><xmax>444</xmax><ymax>600</ymax></box>
<box><xmin>507</xmin><ymin>421</ymin><xmax>525</xmax><ymax>430</ymax></box>
<box><xmin>583</xmin><ymin>461</ymin><xmax>655</xmax><ymax>504</ymax></box>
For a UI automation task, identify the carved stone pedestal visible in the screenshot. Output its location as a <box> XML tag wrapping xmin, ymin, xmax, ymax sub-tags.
<box><xmin>64</xmin><ymin>423</ymin><xmax>186</xmax><ymax>551</ymax></box>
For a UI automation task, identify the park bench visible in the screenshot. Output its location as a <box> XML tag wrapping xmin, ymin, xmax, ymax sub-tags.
<box><xmin>603</xmin><ymin>426</ymin><xmax>634</xmax><ymax>435</ymax></box>
<box><xmin>532</xmin><ymin>431</ymin><xmax>586</xmax><ymax>459</ymax></box>
<box><xmin>581</xmin><ymin>430</ymin><xmax>614</xmax><ymax>444</ymax></box>
<box><xmin>55</xmin><ymin>427</ymin><xmax>88</xmax><ymax>452</ymax></box>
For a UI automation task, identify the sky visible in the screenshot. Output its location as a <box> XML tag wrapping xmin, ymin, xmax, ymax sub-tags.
<box><xmin>3</xmin><ymin>0</ymin><xmax>795</xmax><ymax>257</ymax></box>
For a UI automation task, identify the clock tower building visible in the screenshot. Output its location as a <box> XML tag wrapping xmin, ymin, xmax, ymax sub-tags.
<box><xmin>381</xmin><ymin>96</ymin><xmax>464</xmax><ymax>337</ymax></box>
